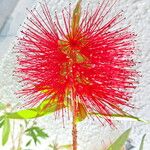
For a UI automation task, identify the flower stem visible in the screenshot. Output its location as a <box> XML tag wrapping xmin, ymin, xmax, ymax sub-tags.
<box><xmin>72</xmin><ymin>100</ymin><xmax>77</xmax><ymax>150</ymax></box>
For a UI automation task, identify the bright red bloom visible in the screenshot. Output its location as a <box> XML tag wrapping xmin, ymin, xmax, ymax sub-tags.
<box><xmin>15</xmin><ymin>0</ymin><xmax>138</xmax><ymax>123</ymax></box>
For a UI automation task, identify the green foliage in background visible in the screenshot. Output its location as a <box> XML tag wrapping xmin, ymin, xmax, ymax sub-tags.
<box><xmin>0</xmin><ymin>100</ymin><xmax>148</xmax><ymax>149</ymax></box>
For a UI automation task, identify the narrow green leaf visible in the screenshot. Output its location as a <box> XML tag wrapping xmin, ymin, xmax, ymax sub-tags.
<box><xmin>6</xmin><ymin>109</ymin><xmax>38</xmax><ymax>119</ymax></box>
<box><xmin>0</xmin><ymin>116</ymin><xmax>4</xmax><ymax>122</ymax></box>
<box><xmin>25</xmin><ymin>126</ymin><xmax>48</xmax><ymax>145</ymax></box>
<box><xmin>31</xmin><ymin>132</ymin><xmax>40</xmax><ymax>144</ymax></box>
<box><xmin>139</xmin><ymin>134</ymin><xmax>146</xmax><ymax>150</ymax></box>
<box><xmin>0</xmin><ymin>116</ymin><xmax>4</xmax><ymax>128</ymax></box>
<box><xmin>35</xmin><ymin>99</ymin><xmax>65</xmax><ymax>117</ymax></box>
<box><xmin>89</xmin><ymin>112</ymin><xmax>150</xmax><ymax>123</ymax></box>
<box><xmin>26</xmin><ymin>140</ymin><xmax>32</xmax><ymax>147</ymax></box>
<box><xmin>0</xmin><ymin>120</ymin><xmax>4</xmax><ymax>128</ymax></box>
<box><xmin>59</xmin><ymin>144</ymin><xmax>73</xmax><ymax>149</ymax></box>
<box><xmin>2</xmin><ymin>117</ymin><xmax>10</xmax><ymax>145</ymax></box>
<box><xmin>5</xmin><ymin>99</ymin><xmax>66</xmax><ymax>119</ymax></box>
<box><xmin>26</xmin><ymin>126</ymin><xmax>48</xmax><ymax>138</ymax></box>
<box><xmin>107</xmin><ymin>128</ymin><xmax>131</xmax><ymax>150</ymax></box>
<box><xmin>35</xmin><ymin>127</ymin><xmax>48</xmax><ymax>138</ymax></box>
<box><xmin>26</xmin><ymin>129</ymin><xmax>38</xmax><ymax>144</ymax></box>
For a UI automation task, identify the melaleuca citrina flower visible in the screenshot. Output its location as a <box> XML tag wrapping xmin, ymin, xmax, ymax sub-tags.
<box><xmin>14</xmin><ymin>0</ymin><xmax>138</xmax><ymax>124</ymax></box>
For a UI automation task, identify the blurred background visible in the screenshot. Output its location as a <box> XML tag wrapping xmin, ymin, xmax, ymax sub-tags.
<box><xmin>0</xmin><ymin>0</ymin><xmax>36</xmax><ymax>58</ymax></box>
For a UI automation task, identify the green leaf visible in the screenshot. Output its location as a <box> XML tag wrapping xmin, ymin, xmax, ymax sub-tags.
<box><xmin>0</xmin><ymin>120</ymin><xmax>4</xmax><ymax>128</ymax></box>
<box><xmin>107</xmin><ymin>128</ymin><xmax>131</xmax><ymax>150</ymax></box>
<box><xmin>0</xmin><ymin>115</ymin><xmax>4</xmax><ymax>122</ymax></box>
<box><xmin>2</xmin><ymin>117</ymin><xmax>10</xmax><ymax>145</ymax></box>
<box><xmin>0</xmin><ymin>116</ymin><xmax>4</xmax><ymax>128</ymax></box>
<box><xmin>25</xmin><ymin>126</ymin><xmax>48</xmax><ymax>138</ymax></box>
<box><xmin>0</xmin><ymin>102</ymin><xmax>6</xmax><ymax>110</ymax></box>
<box><xmin>25</xmin><ymin>126</ymin><xmax>48</xmax><ymax>145</ymax></box>
<box><xmin>89</xmin><ymin>112</ymin><xmax>150</xmax><ymax>123</ymax></box>
<box><xmin>139</xmin><ymin>134</ymin><xmax>146</xmax><ymax>150</ymax></box>
<box><xmin>5</xmin><ymin>99</ymin><xmax>66</xmax><ymax>119</ymax></box>
<box><xmin>6</xmin><ymin>109</ymin><xmax>38</xmax><ymax>119</ymax></box>
<box><xmin>26</xmin><ymin>140</ymin><xmax>32</xmax><ymax>147</ymax></box>
<box><xmin>26</xmin><ymin>129</ymin><xmax>40</xmax><ymax>145</ymax></box>
<box><xmin>30</xmin><ymin>127</ymin><xmax>48</xmax><ymax>138</ymax></box>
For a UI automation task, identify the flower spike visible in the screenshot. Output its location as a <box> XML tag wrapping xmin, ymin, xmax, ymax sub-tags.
<box><xmin>14</xmin><ymin>0</ymin><xmax>139</xmax><ymax>125</ymax></box>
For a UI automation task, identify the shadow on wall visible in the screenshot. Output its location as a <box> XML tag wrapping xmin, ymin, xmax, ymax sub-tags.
<box><xmin>0</xmin><ymin>0</ymin><xmax>19</xmax><ymax>33</ymax></box>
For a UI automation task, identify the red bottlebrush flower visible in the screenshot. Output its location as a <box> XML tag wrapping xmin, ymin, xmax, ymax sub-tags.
<box><xmin>14</xmin><ymin>0</ymin><xmax>138</xmax><ymax>124</ymax></box>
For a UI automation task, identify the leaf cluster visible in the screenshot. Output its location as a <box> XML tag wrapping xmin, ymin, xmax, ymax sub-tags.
<box><xmin>25</xmin><ymin>126</ymin><xmax>48</xmax><ymax>146</ymax></box>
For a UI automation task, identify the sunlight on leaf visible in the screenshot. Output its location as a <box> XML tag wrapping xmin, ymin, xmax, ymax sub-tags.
<box><xmin>107</xmin><ymin>128</ymin><xmax>131</xmax><ymax>150</ymax></box>
<box><xmin>5</xmin><ymin>99</ymin><xmax>66</xmax><ymax>119</ymax></box>
<box><xmin>5</xmin><ymin>109</ymin><xmax>38</xmax><ymax>119</ymax></box>
<box><xmin>2</xmin><ymin>99</ymin><xmax>149</xmax><ymax>125</ymax></box>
